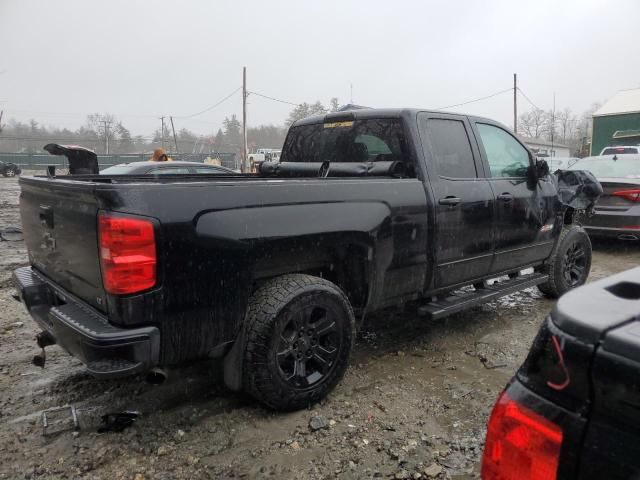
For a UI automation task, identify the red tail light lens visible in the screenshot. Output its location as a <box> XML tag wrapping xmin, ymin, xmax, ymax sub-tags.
<box><xmin>98</xmin><ymin>212</ymin><xmax>157</xmax><ymax>295</ymax></box>
<box><xmin>482</xmin><ymin>392</ymin><xmax>563</xmax><ymax>480</ymax></box>
<box><xmin>612</xmin><ymin>189</ymin><xmax>640</xmax><ymax>202</ymax></box>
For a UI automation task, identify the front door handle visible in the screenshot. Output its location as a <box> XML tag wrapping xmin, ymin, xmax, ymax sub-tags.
<box><xmin>439</xmin><ymin>196</ymin><xmax>461</xmax><ymax>206</ymax></box>
<box><xmin>497</xmin><ymin>193</ymin><xmax>514</xmax><ymax>202</ymax></box>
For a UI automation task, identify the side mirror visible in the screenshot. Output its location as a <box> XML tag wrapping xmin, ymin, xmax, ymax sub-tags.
<box><xmin>535</xmin><ymin>159</ymin><xmax>550</xmax><ymax>178</ymax></box>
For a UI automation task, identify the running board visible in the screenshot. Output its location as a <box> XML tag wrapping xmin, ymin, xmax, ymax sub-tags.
<box><xmin>417</xmin><ymin>272</ymin><xmax>548</xmax><ymax>320</ymax></box>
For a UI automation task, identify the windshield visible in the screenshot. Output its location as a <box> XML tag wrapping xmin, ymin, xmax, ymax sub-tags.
<box><xmin>601</xmin><ymin>147</ymin><xmax>638</xmax><ymax>155</ymax></box>
<box><xmin>281</xmin><ymin>118</ymin><xmax>407</xmax><ymax>163</ymax></box>
<box><xmin>569</xmin><ymin>156</ymin><xmax>640</xmax><ymax>178</ymax></box>
<box><xmin>100</xmin><ymin>164</ymin><xmax>141</xmax><ymax>174</ymax></box>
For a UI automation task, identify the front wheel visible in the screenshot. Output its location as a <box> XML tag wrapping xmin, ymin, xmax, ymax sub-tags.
<box><xmin>3</xmin><ymin>167</ymin><xmax>17</xmax><ymax>177</ymax></box>
<box><xmin>242</xmin><ymin>274</ymin><xmax>355</xmax><ymax>410</ymax></box>
<box><xmin>538</xmin><ymin>225</ymin><xmax>592</xmax><ymax>298</ymax></box>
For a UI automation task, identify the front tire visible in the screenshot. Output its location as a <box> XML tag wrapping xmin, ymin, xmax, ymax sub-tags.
<box><xmin>3</xmin><ymin>167</ymin><xmax>17</xmax><ymax>177</ymax></box>
<box><xmin>242</xmin><ymin>274</ymin><xmax>355</xmax><ymax>410</ymax></box>
<box><xmin>538</xmin><ymin>225</ymin><xmax>592</xmax><ymax>298</ymax></box>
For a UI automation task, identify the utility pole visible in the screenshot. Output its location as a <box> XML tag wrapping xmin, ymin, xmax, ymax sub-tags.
<box><xmin>242</xmin><ymin>66</ymin><xmax>248</xmax><ymax>173</ymax></box>
<box><xmin>0</xmin><ymin>110</ymin><xmax>3</xmax><ymax>134</ymax></box>
<box><xmin>170</xmin><ymin>116</ymin><xmax>179</xmax><ymax>155</ymax></box>
<box><xmin>160</xmin><ymin>116</ymin><xmax>165</xmax><ymax>150</ymax></box>
<box><xmin>551</xmin><ymin>92</ymin><xmax>556</xmax><ymax>157</ymax></box>
<box><xmin>103</xmin><ymin>119</ymin><xmax>109</xmax><ymax>154</ymax></box>
<box><xmin>513</xmin><ymin>73</ymin><xmax>517</xmax><ymax>134</ymax></box>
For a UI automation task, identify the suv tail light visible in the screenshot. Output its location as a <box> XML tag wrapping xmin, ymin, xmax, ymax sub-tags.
<box><xmin>482</xmin><ymin>392</ymin><xmax>563</xmax><ymax>480</ymax></box>
<box><xmin>98</xmin><ymin>212</ymin><xmax>157</xmax><ymax>295</ymax></box>
<box><xmin>612</xmin><ymin>189</ymin><xmax>640</xmax><ymax>202</ymax></box>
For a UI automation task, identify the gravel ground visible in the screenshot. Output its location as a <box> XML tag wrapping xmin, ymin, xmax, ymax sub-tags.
<box><xmin>0</xmin><ymin>175</ymin><xmax>638</xmax><ymax>480</ymax></box>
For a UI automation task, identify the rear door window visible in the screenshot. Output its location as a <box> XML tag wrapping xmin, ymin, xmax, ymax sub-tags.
<box><xmin>422</xmin><ymin>118</ymin><xmax>477</xmax><ymax>178</ymax></box>
<box><xmin>476</xmin><ymin>123</ymin><xmax>530</xmax><ymax>178</ymax></box>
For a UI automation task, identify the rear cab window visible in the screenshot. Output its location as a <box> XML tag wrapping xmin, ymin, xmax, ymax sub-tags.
<box><xmin>281</xmin><ymin>118</ymin><xmax>414</xmax><ymax>177</ymax></box>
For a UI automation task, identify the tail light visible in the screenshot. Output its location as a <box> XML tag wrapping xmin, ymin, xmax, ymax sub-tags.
<box><xmin>98</xmin><ymin>212</ymin><xmax>157</xmax><ymax>295</ymax></box>
<box><xmin>482</xmin><ymin>392</ymin><xmax>563</xmax><ymax>480</ymax></box>
<box><xmin>612</xmin><ymin>189</ymin><xmax>640</xmax><ymax>202</ymax></box>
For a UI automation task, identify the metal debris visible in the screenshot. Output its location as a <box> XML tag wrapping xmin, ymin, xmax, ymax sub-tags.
<box><xmin>42</xmin><ymin>405</ymin><xmax>79</xmax><ymax>436</ymax></box>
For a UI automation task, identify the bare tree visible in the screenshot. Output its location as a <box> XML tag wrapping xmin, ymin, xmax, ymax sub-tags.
<box><xmin>518</xmin><ymin>109</ymin><xmax>549</xmax><ymax>139</ymax></box>
<box><xmin>555</xmin><ymin>108</ymin><xmax>575</xmax><ymax>143</ymax></box>
<box><xmin>86</xmin><ymin>113</ymin><xmax>118</xmax><ymax>153</ymax></box>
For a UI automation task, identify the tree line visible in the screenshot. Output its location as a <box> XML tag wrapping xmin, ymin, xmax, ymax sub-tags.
<box><xmin>517</xmin><ymin>103</ymin><xmax>601</xmax><ymax>156</ymax></box>
<box><xmin>0</xmin><ymin>97</ymin><xmax>341</xmax><ymax>155</ymax></box>
<box><xmin>1</xmin><ymin>97</ymin><xmax>598</xmax><ymax>157</ymax></box>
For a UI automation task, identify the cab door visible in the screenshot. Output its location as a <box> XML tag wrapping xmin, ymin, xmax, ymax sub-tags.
<box><xmin>418</xmin><ymin>113</ymin><xmax>495</xmax><ymax>288</ymax></box>
<box><xmin>471</xmin><ymin>120</ymin><xmax>557</xmax><ymax>273</ymax></box>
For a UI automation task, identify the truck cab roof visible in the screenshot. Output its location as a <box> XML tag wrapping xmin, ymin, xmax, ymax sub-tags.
<box><xmin>293</xmin><ymin>107</ymin><xmax>496</xmax><ymax>127</ymax></box>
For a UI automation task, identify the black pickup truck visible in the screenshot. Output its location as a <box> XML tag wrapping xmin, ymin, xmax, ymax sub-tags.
<box><xmin>482</xmin><ymin>267</ymin><xmax>640</xmax><ymax>480</ymax></box>
<box><xmin>13</xmin><ymin>108</ymin><xmax>600</xmax><ymax>410</ymax></box>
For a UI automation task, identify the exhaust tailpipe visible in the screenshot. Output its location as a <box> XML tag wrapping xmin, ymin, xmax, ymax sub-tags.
<box><xmin>618</xmin><ymin>234</ymin><xmax>639</xmax><ymax>241</ymax></box>
<box><xmin>145</xmin><ymin>368</ymin><xmax>168</xmax><ymax>385</ymax></box>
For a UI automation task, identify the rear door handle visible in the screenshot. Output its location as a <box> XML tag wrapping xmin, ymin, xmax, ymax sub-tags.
<box><xmin>439</xmin><ymin>196</ymin><xmax>461</xmax><ymax>206</ymax></box>
<box><xmin>497</xmin><ymin>193</ymin><xmax>514</xmax><ymax>202</ymax></box>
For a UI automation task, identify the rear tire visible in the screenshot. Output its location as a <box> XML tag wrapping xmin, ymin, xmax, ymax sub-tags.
<box><xmin>538</xmin><ymin>225</ymin><xmax>592</xmax><ymax>298</ymax></box>
<box><xmin>242</xmin><ymin>274</ymin><xmax>355</xmax><ymax>411</ymax></box>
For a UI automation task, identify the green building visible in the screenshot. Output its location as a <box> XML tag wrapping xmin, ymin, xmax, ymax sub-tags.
<box><xmin>592</xmin><ymin>88</ymin><xmax>640</xmax><ymax>155</ymax></box>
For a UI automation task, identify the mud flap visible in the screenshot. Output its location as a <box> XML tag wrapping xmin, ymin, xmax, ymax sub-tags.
<box><xmin>223</xmin><ymin>333</ymin><xmax>245</xmax><ymax>392</ymax></box>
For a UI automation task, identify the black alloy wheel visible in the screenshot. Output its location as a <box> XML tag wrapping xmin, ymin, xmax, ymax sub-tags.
<box><xmin>242</xmin><ymin>274</ymin><xmax>355</xmax><ymax>410</ymax></box>
<box><xmin>538</xmin><ymin>225</ymin><xmax>592</xmax><ymax>298</ymax></box>
<box><xmin>274</xmin><ymin>304</ymin><xmax>342</xmax><ymax>388</ymax></box>
<box><xmin>562</xmin><ymin>241</ymin><xmax>587</xmax><ymax>288</ymax></box>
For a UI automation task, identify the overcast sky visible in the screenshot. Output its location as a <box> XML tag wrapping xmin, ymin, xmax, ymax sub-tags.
<box><xmin>1</xmin><ymin>0</ymin><xmax>639</xmax><ymax>136</ymax></box>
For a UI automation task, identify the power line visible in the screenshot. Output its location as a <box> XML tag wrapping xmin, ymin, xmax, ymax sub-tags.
<box><xmin>435</xmin><ymin>88</ymin><xmax>513</xmax><ymax>110</ymax></box>
<box><xmin>175</xmin><ymin>87</ymin><xmax>242</xmax><ymax>119</ymax></box>
<box><xmin>5</xmin><ymin>109</ymin><xmax>160</xmax><ymax>119</ymax></box>
<box><xmin>248</xmin><ymin>91</ymin><xmax>301</xmax><ymax>107</ymax></box>
<box><xmin>517</xmin><ymin>87</ymin><xmax>544</xmax><ymax>111</ymax></box>
<box><xmin>0</xmin><ymin>134</ymin><xmax>156</xmax><ymax>142</ymax></box>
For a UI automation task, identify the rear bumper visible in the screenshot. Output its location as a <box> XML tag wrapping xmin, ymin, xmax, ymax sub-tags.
<box><xmin>583</xmin><ymin>225</ymin><xmax>640</xmax><ymax>239</ymax></box>
<box><xmin>13</xmin><ymin>266</ymin><xmax>160</xmax><ymax>378</ymax></box>
<box><xmin>582</xmin><ymin>208</ymin><xmax>640</xmax><ymax>239</ymax></box>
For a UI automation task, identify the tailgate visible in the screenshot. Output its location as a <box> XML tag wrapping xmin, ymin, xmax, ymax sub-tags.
<box><xmin>20</xmin><ymin>178</ymin><xmax>106</xmax><ymax>312</ymax></box>
<box><xmin>551</xmin><ymin>267</ymin><xmax>640</xmax><ymax>479</ymax></box>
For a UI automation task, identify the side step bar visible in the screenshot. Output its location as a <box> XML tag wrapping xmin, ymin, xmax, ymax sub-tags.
<box><xmin>417</xmin><ymin>272</ymin><xmax>548</xmax><ymax>320</ymax></box>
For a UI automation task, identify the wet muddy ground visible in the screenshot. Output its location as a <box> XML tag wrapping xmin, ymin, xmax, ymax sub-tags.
<box><xmin>1</xmin><ymin>175</ymin><xmax>638</xmax><ymax>479</ymax></box>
